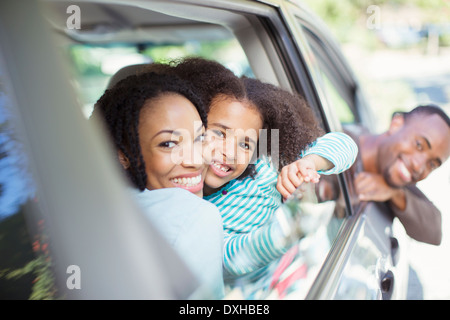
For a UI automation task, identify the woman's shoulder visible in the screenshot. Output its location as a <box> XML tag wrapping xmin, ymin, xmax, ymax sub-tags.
<box><xmin>134</xmin><ymin>188</ymin><xmax>223</xmax><ymax>241</ymax></box>
<box><xmin>134</xmin><ymin>188</ymin><xmax>220</xmax><ymax>218</ymax></box>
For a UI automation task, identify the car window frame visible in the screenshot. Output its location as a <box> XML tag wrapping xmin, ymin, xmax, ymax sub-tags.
<box><xmin>244</xmin><ymin>2</ymin><xmax>365</xmax><ymax>299</ymax></box>
<box><xmin>272</xmin><ymin>1</ymin><xmax>381</xmax><ymax>299</ymax></box>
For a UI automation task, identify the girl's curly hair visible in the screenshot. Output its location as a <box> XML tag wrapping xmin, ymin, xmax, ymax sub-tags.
<box><xmin>144</xmin><ymin>57</ymin><xmax>324</xmax><ymax>179</ymax></box>
<box><xmin>143</xmin><ymin>57</ymin><xmax>248</xmax><ymax>112</ymax></box>
<box><xmin>90</xmin><ymin>71</ymin><xmax>207</xmax><ymax>191</ymax></box>
<box><xmin>241</xmin><ymin>77</ymin><xmax>325</xmax><ymax>172</ymax></box>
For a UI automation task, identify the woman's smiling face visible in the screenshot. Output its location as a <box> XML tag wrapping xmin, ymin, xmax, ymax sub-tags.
<box><xmin>203</xmin><ymin>96</ymin><xmax>263</xmax><ymax>192</ymax></box>
<box><xmin>137</xmin><ymin>93</ymin><xmax>207</xmax><ymax>197</ymax></box>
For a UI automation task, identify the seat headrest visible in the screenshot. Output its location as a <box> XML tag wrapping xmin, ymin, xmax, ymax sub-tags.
<box><xmin>106</xmin><ymin>63</ymin><xmax>151</xmax><ymax>89</ymax></box>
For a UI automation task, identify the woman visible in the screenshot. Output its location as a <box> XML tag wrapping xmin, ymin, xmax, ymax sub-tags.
<box><xmin>91</xmin><ymin>72</ymin><xmax>225</xmax><ymax>299</ymax></box>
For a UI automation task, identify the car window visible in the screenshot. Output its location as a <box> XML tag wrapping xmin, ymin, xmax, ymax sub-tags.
<box><xmin>300</xmin><ymin>25</ymin><xmax>357</xmax><ymax>125</ymax></box>
<box><xmin>65</xmin><ymin>38</ymin><xmax>252</xmax><ymax>117</ymax></box>
<box><xmin>224</xmin><ymin>180</ymin><xmax>348</xmax><ymax>299</ymax></box>
<box><xmin>296</xmin><ymin>23</ymin><xmax>364</xmax><ymax>212</ymax></box>
<box><xmin>321</xmin><ymin>74</ymin><xmax>355</xmax><ymax>124</ymax></box>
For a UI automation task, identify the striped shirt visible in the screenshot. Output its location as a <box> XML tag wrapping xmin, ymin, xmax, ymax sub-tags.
<box><xmin>204</xmin><ymin>132</ymin><xmax>358</xmax><ymax>280</ymax></box>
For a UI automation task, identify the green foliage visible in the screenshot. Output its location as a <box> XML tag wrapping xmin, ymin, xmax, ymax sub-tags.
<box><xmin>302</xmin><ymin>0</ymin><xmax>450</xmax><ymax>44</ymax></box>
<box><xmin>303</xmin><ymin>0</ymin><xmax>360</xmax><ymax>41</ymax></box>
<box><xmin>0</xmin><ymin>210</ymin><xmax>58</xmax><ymax>300</ymax></box>
<box><xmin>68</xmin><ymin>38</ymin><xmax>251</xmax><ymax>107</ymax></box>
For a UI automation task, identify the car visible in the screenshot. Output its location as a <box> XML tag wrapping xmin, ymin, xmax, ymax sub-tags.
<box><xmin>0</xmin><ymin>0</ymin><xmax>409</xmax><ymax>300</ymax></box>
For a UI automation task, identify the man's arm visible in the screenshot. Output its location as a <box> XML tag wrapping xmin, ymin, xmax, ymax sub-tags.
<box><xmin>355</xmin><ymin>172</ymin><xmax>442</xmax><ymax>245</ymax></box>
<box><xmin>390</xmin><ymin>186</ymin><xmax>442</xmax><ymax>245</ymax></box>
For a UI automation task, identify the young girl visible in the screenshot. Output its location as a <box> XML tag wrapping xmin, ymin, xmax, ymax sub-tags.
<box><xmin>90</xmin><ymin>72</ymin><xmax>225</xmax><ymax>299</ymax></box>
<box><xmin>204</xmin><ymin>76</ymin><xmax>357</xmax><ymax>282</ymax></box>
<box><xmin>143</xmin><ymin>58</ymin><xmax>357</xmax><ymax>281</ymax></box>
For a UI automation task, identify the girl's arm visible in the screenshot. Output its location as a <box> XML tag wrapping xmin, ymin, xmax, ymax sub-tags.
<box><xmin>214</xmin><ymin>160</ymin><xmax>288</xmax><ymax>278</ymax></box>
<box><xmin>277</xmin><ymin>132</ymin><xmax>358</xmax><ymax>199</ymax></box>
<box><xmin>301</xmin><ymin>131</ymin><xmax>358</xmax><ymax>175</ymax></box>
<box><xmin>219</xmin><ymin>132</ymin><xmax>358</xmax><ymax>278</ymax></box>
<box><xmin>223</xmin><ymin>218</ymin><xmax>289</xmax><ymax>278</ymax></box>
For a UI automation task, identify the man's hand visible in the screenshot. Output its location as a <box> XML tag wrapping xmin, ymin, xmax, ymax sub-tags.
<box><xmin>355</xmin><ymin>172</ymin><xmax>406</xmax><ymax>210</ymax></box>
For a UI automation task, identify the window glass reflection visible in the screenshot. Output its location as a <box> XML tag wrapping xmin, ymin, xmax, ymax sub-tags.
<box><xmin>224</xmin><ymin>179</ymin><xmax>347</xmax><ymax>299</ymax></box>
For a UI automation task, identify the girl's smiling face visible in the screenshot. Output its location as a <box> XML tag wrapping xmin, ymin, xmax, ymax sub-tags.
<box><xmin>203</xmin><ymin>96</ymin><xmax>263</xmax><ymax>193</ymax></box>
<box><xmin>137</xmin><ymin>93</ymin><xmax>207</xmax><ymax>197</ymax></box>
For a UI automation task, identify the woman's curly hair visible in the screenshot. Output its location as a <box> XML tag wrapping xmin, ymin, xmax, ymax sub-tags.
<box><xmin>90</xmin><ymin>71</ymin><xmax>207</xmax><ymax>191</ymax></box>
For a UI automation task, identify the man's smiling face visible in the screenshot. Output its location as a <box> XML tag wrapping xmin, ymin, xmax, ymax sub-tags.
<box><xmin>378</xmin><ymin>113</ymin><xmax>450</xmax><ymax>188</ymax></box>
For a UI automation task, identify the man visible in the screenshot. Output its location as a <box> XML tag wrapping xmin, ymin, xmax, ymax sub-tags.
<box><xmin>277</xmin><ymin>104</ymin><xmax>449</xmax><ymax>245</ymax></box>
<box><xmin>346</xmin><ymin>105</ymin><xmax>450</xmax><ymax>245</ymax></box>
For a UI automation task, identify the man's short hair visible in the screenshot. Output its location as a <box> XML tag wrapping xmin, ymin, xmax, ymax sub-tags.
<box><xmin>394</xmin><ymin>104</ymin><xmax>450</xmax><ymax>128</ymax></box>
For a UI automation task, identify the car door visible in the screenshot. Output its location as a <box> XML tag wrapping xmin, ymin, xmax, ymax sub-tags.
<box><xmin>239</xmin><ymin>1</ymin><xmax>407</xmax><ymax>299</ymax></box>
<box><xmin>277</xmin><ymin>1</ymin><xmax>410</xmax><ymax>299</ymax></box>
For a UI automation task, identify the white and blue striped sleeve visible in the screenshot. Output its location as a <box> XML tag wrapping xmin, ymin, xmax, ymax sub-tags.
<box><xmin>300</xmin><ymin>131</ymin><xmax>358</xmax><ymax>175</ymax></box>
<box><xmin>217</xmin><ymin>159</ymin><xmax>289</xmax><ymax>277</ymax></box>
<box><xmin>223</xmin><ymin>219</ymin><xmax>289</xmax><ymax>278</ymax></box>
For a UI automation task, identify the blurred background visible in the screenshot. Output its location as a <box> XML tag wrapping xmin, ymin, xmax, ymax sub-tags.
<box><xmin>303</xmin><ymin>0</ymin><xmax>450</xmax><ymax>299</ymax></box>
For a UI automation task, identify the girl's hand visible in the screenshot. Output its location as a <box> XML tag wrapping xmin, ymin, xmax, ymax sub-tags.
<box><xmin>276</xmin><ymin>157</ymin><xmax>320</xmax><ymax>200</ymax></box>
